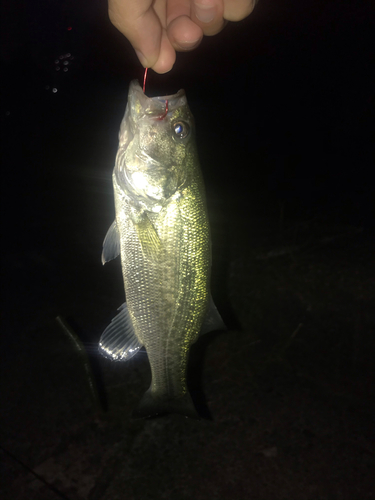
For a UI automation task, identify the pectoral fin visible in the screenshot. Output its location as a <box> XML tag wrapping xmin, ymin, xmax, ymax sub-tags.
<box><xmin>99</xmin><ymin>303</ymin><xmax>143</xmax><ymax>361</ymax></box>
<box><xmin>200</xmin><ymin>295</ymin><xmax>226</xmax><ymax>335</ymax></box>
<box><xmin>133</xmin><ymin>214</ymin><xmax>161</xmax><ymax>260</ymax></box>
<box><xmin>102</xmin><ymin>220</ymin><xmax>121</xmax><ymax>265</ymax></box>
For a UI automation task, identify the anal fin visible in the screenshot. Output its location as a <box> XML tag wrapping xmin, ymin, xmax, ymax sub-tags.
<box><xmin>99</xmin><ymin>303</ymin><xmax>143</xmax><ymax>361</ymax></box>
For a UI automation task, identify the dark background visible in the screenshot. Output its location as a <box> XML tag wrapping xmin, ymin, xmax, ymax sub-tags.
<box><xmin>1</xmin><ymin>1</ymin><xmax>374</xmax><ymax>499</ymax></box>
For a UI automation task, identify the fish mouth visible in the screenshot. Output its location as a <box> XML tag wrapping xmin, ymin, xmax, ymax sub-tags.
<box><xmin>128</xmin><ymin>80</ymin><xmax>187</xmax><ymax>117</ymax></box>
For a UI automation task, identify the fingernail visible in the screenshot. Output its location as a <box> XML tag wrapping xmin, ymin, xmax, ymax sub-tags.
<box><xmin>177</xmin><ymin>37</ymin><xmax>202</xmax><ymax>50</ymax></box>
<box><xmin>135</xmin><ymin>49</ymin><xmax>148</xmax><ymax>67</ymax></box>
<box><xmin>194</xmin><ymin>1</ymin><xmax>216</xmax><ymax>23</ymax></box>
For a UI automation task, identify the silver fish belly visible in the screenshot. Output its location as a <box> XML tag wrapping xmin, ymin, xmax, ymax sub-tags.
<box><xmin>99</xmin><ymin>80</ymin><xmax>224</xmax><ymax>418</ymax></box>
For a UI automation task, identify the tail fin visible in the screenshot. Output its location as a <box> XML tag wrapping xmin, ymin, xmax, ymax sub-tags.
<box><xmin>133</xmin><ymin>388</ymin><xmax>200</xmax><ymax>419</ymax></box>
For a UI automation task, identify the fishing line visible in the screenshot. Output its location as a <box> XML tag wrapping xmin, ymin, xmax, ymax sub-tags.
<box><xmin>143</xmin><ymin>67</ymin><xmax>148</xmax><ymax>93</ymax></box>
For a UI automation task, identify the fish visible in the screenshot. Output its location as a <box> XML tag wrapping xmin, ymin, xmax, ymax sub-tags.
<box><xmin>99</xmin><ymin>80</ymin><xmax>225</xmax><ymax>418</ymax></box>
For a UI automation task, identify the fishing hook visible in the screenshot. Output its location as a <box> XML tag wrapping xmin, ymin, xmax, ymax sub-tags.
<box><xmin>143</xmin><ymin>67</ymin><xmax>168</xmax><ymax>120</ymax></box>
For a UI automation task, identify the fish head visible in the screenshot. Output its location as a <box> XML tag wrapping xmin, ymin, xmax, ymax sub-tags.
<box><xmin>115</xmin><ymin>80</ymin><xmax>197</xmax><ymax>210</ymax></box>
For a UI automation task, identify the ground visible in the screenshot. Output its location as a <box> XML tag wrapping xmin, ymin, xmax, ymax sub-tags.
<box><xmin>1</xmin><ymin>180</ymin><xmax>374</xmax><ymax>498</ymax></box>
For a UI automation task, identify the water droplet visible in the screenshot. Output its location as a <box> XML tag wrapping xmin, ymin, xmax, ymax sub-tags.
<box><xmin>63</xmin><ymin>60</ymin><xmax>69</xmax><ymax>65</ymax></box>
<box><xmin>52</xmin><ymin>88</ymin><xmax>58</xmax><ymax>93</ymax></box>
<box><xmin>45</xmin><ymin>85</ymin><xmax>50</xmax><ymax>90</ymax></box>
<box><xmin>70</xmin><ymin>56</ymin><xmax>74</xmax><ymax>60</ymax></box>
<box><xmin>55</xmin><ymin>60</ymin><xmax>59</xmax><ymax>64</ymax></box>
<box><xmin>5</xmin><ymin>111</ymin><xmax>11</xmax><ymax>116</ymax></box>
<box><xmin>66</xmin><ymin>53</ymin><xmax>71</xmax><ymax>58</ymax></box>
<box><xmin>63</xmin><ymin>67</ymin><xmax>68</xmax><ymax>72</ymax></box>
<box><xmin>55</xmin><ymin>66</ymin><xmax>60</xmax><ymax>71</ymax></box>
<box><xmin>59</xmin><ymin>55</ymin><xmax>64</xmax><ymax>60</ymax></box>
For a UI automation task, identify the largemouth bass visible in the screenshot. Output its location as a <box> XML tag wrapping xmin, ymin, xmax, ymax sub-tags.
<box><xmin>99</xmin><ymin>80</ymin><xmax>224</xmax><ymax>418</ymax></box>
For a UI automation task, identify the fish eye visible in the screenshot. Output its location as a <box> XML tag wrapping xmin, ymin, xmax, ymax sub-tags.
<box><xmin>173</xmin><ymin>121</ymin><xmax>190</xmax><ymax>140</ymax></box>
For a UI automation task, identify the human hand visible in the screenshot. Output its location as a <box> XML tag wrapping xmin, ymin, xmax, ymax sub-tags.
<box><xmin>108</xmin><ymin>0</ymin><xmax>258</xmax><ymax>74</ymax></box>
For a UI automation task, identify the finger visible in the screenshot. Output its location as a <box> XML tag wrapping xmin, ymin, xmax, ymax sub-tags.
<box><xmin>166</xmin><ymin>0</ymin><xmax>203</xmax><ymax>51</ymax></box>
<box><xmin>108</xmin><ymin>0</ymin><xmax>162</xmax><ymax>68</ymax></box>
<box><xmin>191</xmin><ymin>0</ymin><xmax>226</xmax><ymax>36</ymax></box>
<box><xmin>223</xmin><ymin>0</ymin><xmax>257</xmax><ymax>22</ymax></box>
<box><xmin>152</xmin><ymin>29</ymin><xmax>177</xmax><ymax>73</ymax></box>
<box><xmin>167</xmin><ymin>15</ymin><xmax>203</xmax><ymax>51</ymax></box>
<box><xmin>166</xmin><ymin>0</ymin><xmax>192</xmax><ymax>24</ymax></box>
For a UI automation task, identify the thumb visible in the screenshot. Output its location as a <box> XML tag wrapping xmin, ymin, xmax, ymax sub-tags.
<box><xmin>108</xmin><ymin>0</ymin><xmax>162</xmax><ymax>68</ymax></box>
